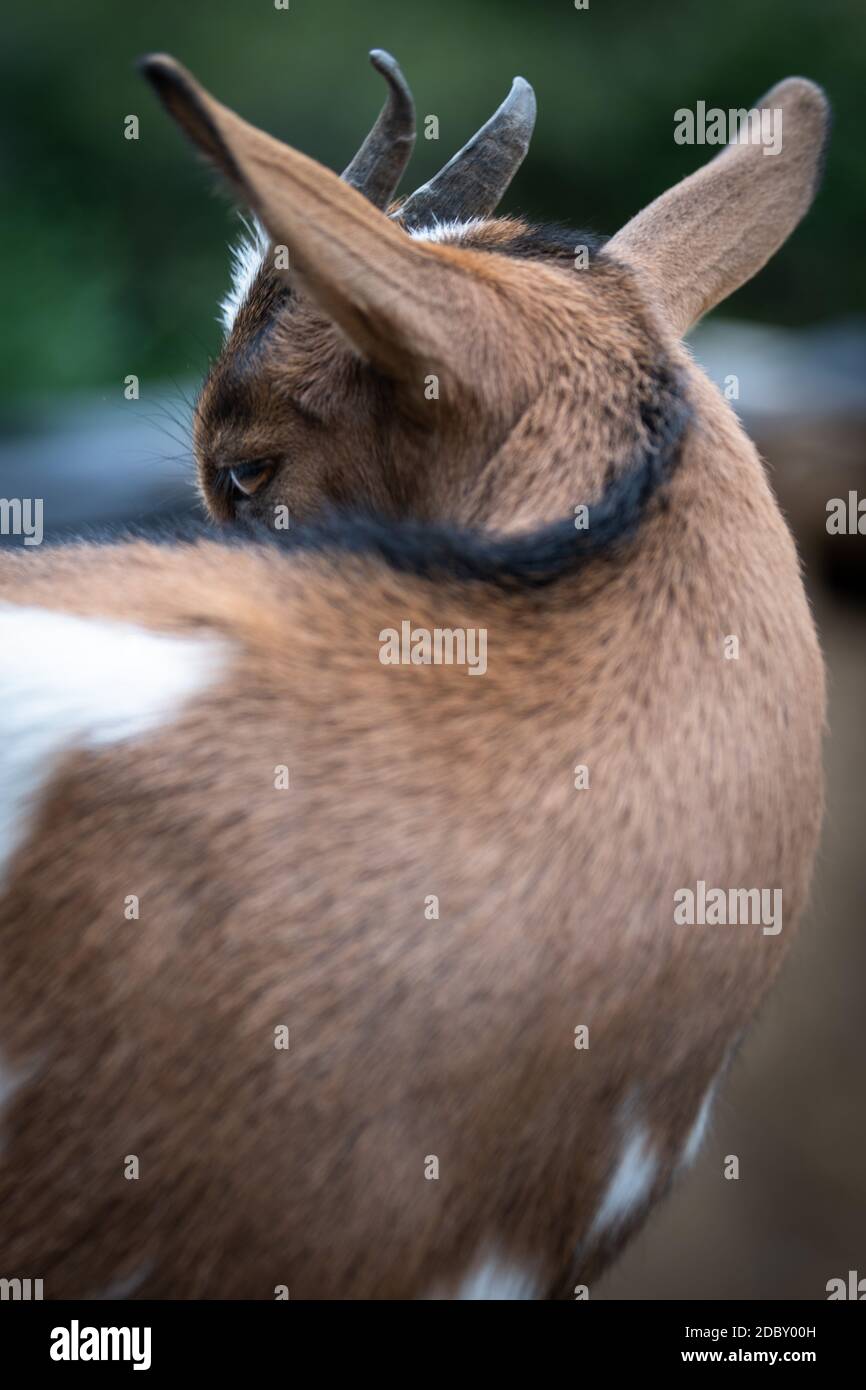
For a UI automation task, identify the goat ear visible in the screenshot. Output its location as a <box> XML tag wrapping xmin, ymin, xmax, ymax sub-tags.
<box><xmin>608</xmin><ymin>79</ymin><xmax>829</xmax><ymax>336</ymax></box>
<box><xmin>139</xmin><ymin>54</ymin><xmax>462</xmax><ymax>381</ymax></box>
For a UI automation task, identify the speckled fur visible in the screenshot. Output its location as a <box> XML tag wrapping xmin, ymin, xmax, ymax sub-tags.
<box><xmin>0</xmin><ymin>62</ymin><xmax>828</xmax><ymax>1298</ymax></box>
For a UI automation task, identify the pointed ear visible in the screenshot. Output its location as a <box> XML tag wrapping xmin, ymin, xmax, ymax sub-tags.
<box><xmin>607</xmin><ymin>78</ymin><xmax>830</xmax><ymax>336</ymax></box>
<box><xmin>139</xmin><ymin>54</ymin><xmax>465</xmax><ymax>383</ymax></box>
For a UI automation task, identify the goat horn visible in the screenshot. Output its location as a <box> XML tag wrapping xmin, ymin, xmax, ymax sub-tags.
<box><xmin>341</xmin><ymin>49</ymin><xmax>416</xmax><ymax>208</ymax></box>
<box><xmin>396</xmin><ymin>76</ymin><xmax>536</xmax><ymax>232</ymax></box>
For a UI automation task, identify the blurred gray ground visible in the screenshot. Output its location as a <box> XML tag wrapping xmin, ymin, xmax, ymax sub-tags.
<box><xmin>1</xmin><ymin>319</ymin><xmax>864</xmax><ymax>1299</ymax></box>
<box><xmin>0</xmin><ymin>388</ymin><xmax>200</xmax><ymax>539</ymax></box>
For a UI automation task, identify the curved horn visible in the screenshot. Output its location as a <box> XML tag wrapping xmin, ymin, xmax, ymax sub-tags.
<box><xmin>396</xmin><ymin>77</ymin><xmax>536</xmax><ymax>232</ymax></box>
<box><xmin>341</xmin><ymin>49</ymin><xmax>416</xmax><ymax>208</ymax></box>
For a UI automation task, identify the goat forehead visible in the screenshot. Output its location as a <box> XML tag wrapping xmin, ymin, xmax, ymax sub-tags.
<box><xmin>218</xmin><ymin>213</ymin><xmax>606</xmax><ymax>340</ymax></box>
<box><xmin>411</xmin><ymin>216</ymin><xmax>607</xmax><ymax>268</ymax></box>
<box><xmin>408</xmin><ymin>216</ymin><xmax>486</xmax><ymax>245</ymax></box>
<box><xmin>209</xmin><ymin>291</ymin><xmax>346</xmax><ymax>404</ymax></box>
<box><xmin>198</xmin><ymin>341</ymin><xmax>348</xmax><ymax>457</ymax></box>
<box><xmin>220</xmin><ymin>217</ymin><xmax>270</xmax><ymax>337</ymax></box>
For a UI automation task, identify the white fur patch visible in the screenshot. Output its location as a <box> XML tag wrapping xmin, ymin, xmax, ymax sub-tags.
<box><xmin>90</xmin><ymin>1262</ymin><xmax>154</xmax><ymax>1301</ymax></box>
<box><xmin>408</xmin><ymin>217</ymin><xmax>484</xmax><ymax>244</ymax></box>
<box><xmin>0</xmin><ymin>604</ymin><xmax>226</xmax><ymax>881</ymax></box>
<box><xmin>425</xmin><ymin>1252</ymin><xmax>539</xmax><ymax>1300</ymax></box>
<box><xmin>0</xmin><ymin>1047</ymin><xmax>36</xmax><ymax>1155</ymax></box>
<box><xmin>589</xmin><ymin>1122</ymin><xmax>659</xmax><ymax>1239</ymax></box>
<box><xmin>680</xmin><ymin>1080</ymin><xmax>719</xmax><ymax>1169</ymax></box>
<box><xmin>219</xmin><ymin>215</ymin><xmax>269</xmax><ymax>336</ymax></box>
<box><xmin>0</xmin><ymin>1049</ymin><xmax>28</xmax><ymax>1114</ymax></box>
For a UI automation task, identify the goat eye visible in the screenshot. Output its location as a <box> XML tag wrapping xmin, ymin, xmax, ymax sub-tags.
<box><xmin>228</xmin><ymin>460</ymin><xmax>277</xmax><ymax>497</ymax></box>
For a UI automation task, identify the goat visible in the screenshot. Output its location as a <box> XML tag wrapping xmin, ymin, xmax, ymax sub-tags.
<box><xmin>0</xmin><ymin>51</ymin><xmax>828</xmax><ymax>1299</ymax></box>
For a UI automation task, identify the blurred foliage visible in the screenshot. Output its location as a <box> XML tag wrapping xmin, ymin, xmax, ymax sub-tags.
<box><xmin>1</xmin><ymin>0</ymin><xmax>864</xmax><ymax>403</ymax></box>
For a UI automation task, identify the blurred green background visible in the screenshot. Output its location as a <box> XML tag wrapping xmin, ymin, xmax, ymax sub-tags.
<box><xmin>2</xmin><ymin>0</ymin><xmax>865</xmax><ymax>405</ymax></box>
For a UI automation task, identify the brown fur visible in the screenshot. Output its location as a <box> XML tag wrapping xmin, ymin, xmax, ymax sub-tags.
<box><xmin>0</xmin><ymin>61</ymin><xmax>828</xmax><ymax>1298</ymax></box>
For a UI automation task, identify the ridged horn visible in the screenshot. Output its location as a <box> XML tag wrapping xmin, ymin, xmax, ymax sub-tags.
<box><xmin>396</xmin><ymin>76</ymin><xmax>536</xmax><ymax>232</ymax></box>
<box><xmin>341</xmin><ymin>49</ymin><xmax>416</xmax><ymax>208</ymax></box>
